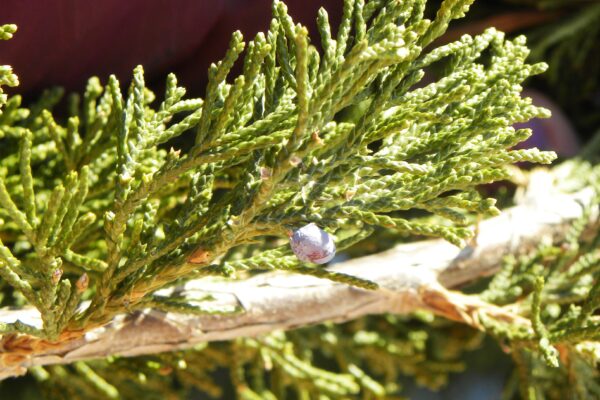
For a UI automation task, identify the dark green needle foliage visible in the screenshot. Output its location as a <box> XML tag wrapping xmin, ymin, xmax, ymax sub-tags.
<box><xmin>2</xmin><ymin>0</ymin><xmax>597</xmax><ymax>398</ymax></box>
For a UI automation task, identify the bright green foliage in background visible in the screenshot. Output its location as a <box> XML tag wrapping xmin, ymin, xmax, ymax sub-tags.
<box><xmin>1</xmin><ymin>0</ymin><xmax>599</xmax><ymax>398</ymax></box>
<box><xmin>8</xmin><ymin>184</ymin><xmax>600</xmax><ymax>400</ymax></box>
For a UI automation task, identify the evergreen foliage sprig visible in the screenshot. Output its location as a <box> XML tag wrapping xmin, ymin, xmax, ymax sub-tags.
<box><xmin>6</xmin><ymin>159</ymin><xmax>598</xmax><ymax>400</ymax></box>
<box><xmin>474</xmin><ymin>160</ymin><xmax>600</xmax><ymax>400</ymax></box>
<box><xmin>0</xmin><ymin>0</ymin><xmax>556</xmax><ymax>343</ymax></box>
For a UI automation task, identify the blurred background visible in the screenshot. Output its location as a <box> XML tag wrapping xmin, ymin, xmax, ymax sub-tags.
<box><xmin>1</xmin><ymin>0</ymin><xmax>598</xmax><ymax>398</ymax></box>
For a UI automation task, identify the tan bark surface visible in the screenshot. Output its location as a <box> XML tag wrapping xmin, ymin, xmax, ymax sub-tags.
<box><xmin>0</xmin><ymin>170</ymin><xmax>595</xmax><ymax>379</ymax></box>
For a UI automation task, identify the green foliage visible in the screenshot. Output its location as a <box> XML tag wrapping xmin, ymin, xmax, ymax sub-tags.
<box><xmin>0</xmin><ymin>24</ymin><xmax>18</xmax><ymax>109</ymax></box>
<box><xmin>0</xmin><ymin>0</ymin><xmax>555</xmax><ymax>339</ymax></box>
<box><xmin>4</xmin><ymin>159</ymin><xmax>598</xmax><ymax>400</ymax></box>
<box><xmin>479</xmin><ymin>160</ymin><xmax>600</xmax><ymax>400</ymax></box>
<box><xmin>10</xmin><ymin>0</ymin><xmax>600</xmax><ymax>398</ymax></box>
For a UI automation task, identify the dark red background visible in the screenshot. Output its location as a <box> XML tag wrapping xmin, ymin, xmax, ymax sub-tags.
<box><xmin>0</xmin><ymin>0</ymin><xmax>342</xmax><ymax>97</ymax></box>
<box><xmin>0</xmin><ymin>0</ymin><xmax>580</xmax><ymax>156</ymax></box>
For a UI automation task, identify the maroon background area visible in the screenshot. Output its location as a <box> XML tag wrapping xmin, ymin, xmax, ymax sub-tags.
<box><xmin>0</xmin><ymin>0</ymin><xmax>342</xmax><ymax>97</ymax></box>
<box><xmin>0</xmin><ymin>1</ymin><xmax>579</xmax><ymax>156</ymax></box>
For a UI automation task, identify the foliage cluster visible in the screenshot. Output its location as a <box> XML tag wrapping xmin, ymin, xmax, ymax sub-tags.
<box><xmin>2</xmin><ymin>0</ymin><xmax>599</xmax><ymax>398</ymax></box>
<box><xmin>0</xmin><ymin>0</ymin><xmax>554</xmax><ymax>338</ymax></box>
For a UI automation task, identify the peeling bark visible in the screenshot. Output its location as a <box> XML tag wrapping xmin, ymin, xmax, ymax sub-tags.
<box><xmin>0</xmin><ymin>170</ymin><xmax>596</xmax><ymax>379</ymax></box>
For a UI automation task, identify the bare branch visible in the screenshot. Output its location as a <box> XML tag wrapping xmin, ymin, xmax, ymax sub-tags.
<box><xmin>0</xmin><ymin>169</ymin><xmax>596</xmax><ymax>379</ymax></box>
